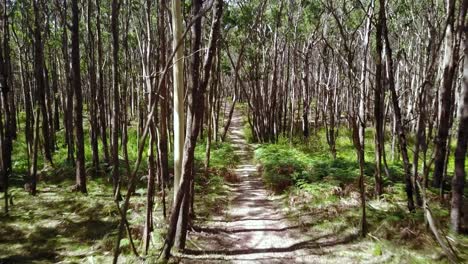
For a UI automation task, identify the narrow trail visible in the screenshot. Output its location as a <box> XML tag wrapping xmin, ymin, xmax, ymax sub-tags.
<box><xmin>177</xmin><ymin>108</ymin><xmax>359</xmax><ymax>263</ymax></box>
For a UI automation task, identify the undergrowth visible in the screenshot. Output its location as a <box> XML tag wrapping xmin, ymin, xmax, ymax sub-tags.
<box><xmin>253</xmin><ymin>129</ymin><xmax>466</xmax><ymax>263</ymax></box>
<box><xmin>1</xmin><ymin>123</ymin><xmax>239</xmax><ymax>263</ymax></box>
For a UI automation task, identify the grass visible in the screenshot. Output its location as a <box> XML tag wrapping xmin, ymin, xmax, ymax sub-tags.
<box><xmin>253</xmin><ymin>126</ymin><xmax>467</xmax><ymax>263</ymax></box>
<box><xmin>1</xmin><ymin>118</ymin><xmax>239</xmax><ymax>263</ymax></box>
<box><xmin>194</xmin><ymin>139</ymin><xmax>240</xmax><ymax>219</ymax></box>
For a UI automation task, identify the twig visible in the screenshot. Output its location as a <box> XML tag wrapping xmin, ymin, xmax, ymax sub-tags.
<box><xmin>115</xmin><ymin>200</ymin><xmax>141</xmax><ymax>259</ymax></box>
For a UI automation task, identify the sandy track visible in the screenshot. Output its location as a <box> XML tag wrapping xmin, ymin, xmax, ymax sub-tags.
<box><xmin>176</xmin><ymin>108</ymin><xmax>357</xmax><ymax>264</ymax></box>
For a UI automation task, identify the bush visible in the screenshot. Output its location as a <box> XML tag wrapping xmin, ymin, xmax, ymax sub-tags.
<box><xmin>255</xmin><ymin>139</ymin><xmax>377</xmax><ymax>193</ymax></box>
<box><xmin>255</xmin><ymin>144</ymin><xmax>315</xmax><ymax>192</ymax></box>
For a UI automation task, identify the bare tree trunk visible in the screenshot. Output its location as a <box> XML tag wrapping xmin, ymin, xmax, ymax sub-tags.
<box><xmin>30</xmin><ymin>107</ymin><xmax>40</xmax><ymax>195</ymax></box>
<box><xmin>96</xmin><ymin>0</ymin><xmax>110</xmax><ymax>164</ymax></box>
<box><xmin>451</xmin><ymin>1</ymin><xmax>468</xmax><ymax>232</ymax></box>
<box><xmin>174</xmin><ymin>0</ymin><xmax>203</xmax><ymax>249</ymax></box>
<box><xmin>433</xmin><ymin>0</ymin><xmax>463</xmax><ymax>188</ymax></box>
<box><xmin>302</xmin><ymin>42</ymin><xmax>311</xmax><ymax>140</ymax></box>
<box><xmin>205</xmin><ymin>56</ymin><xmax>219</xmax><ymax>172</ymax></box>
<box><xmin>0</xmin><ymin>1</ymin><xmax>13</xmax><ymax>212</ymax></box>
<box><xmin>87</xmin><ymin>0</ymin><xmax>99</xmax><ymax>173</ymax></box>
<box><xmin>33</xmin><ymin>0</ymin><xmax>53</xmax><ymax>164</ymax></box>
<box><xmin>380</xmin><ymin>0</ymin><xmax>414</xmax><ymax>211</ymax></box>
<box><xmin>221</xmin><ymin>95</ymin><xmax>236</xmax><ymax>141</ymax></box>
<box><xmin>143</xmin><ymin>126</ymin><xmax>156</xmax><ymax>254</ymax></box>
<box><xmin>172</xmin><ymin>0</ymin><xmax>185</xmax><ymax>201</ymax></box>
<box><xmin>111</xmin><ymin>0</ymin><xmax>121</xmax><ymax>197</ymax></box>
<box><xmin>158</xmin><ymin>0</ymin><xmax>170</xmax><ymax>186</ymax></box>
<box><xmin>71</xmin><ymin>0</ymin><xmax>86</xmax><ymax>193</ymax></box>
<box><xmin>58</xmin><ymin>0</ymin><xmax>74</xmax><ymax>165</ymax></box>
<box><xmin>164</xmin><ymin>0</ymin><xmax>222</xmax><ymax>256</ymax></box>
<box><xmin>374</xmin><ymin>0</ymin><xmax>384</xmax><ymax>196</ymax></box>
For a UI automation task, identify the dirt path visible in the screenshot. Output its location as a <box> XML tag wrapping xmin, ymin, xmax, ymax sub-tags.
<box><xmin>177</xmin><ymin>109</ymin><xmax>358</xmax><ymax>263</ymax></box>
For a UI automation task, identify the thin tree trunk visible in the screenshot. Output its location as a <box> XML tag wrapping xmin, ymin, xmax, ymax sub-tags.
<box><xmin>172</xmin><ymin>0</ymin><xmax>185</xmax><ymax>201</ymax></box>
<box><xmin>87</xmin><ymin>0</ymin><xmax>99</xmax><ymax>173</ymax></box>
<box><xmin>58</xmin><ymin>0</ymin><xmax>74</xmax><ymax>165</ymax></box>
<box><xmin>374</xmin><ymin>0</ymin><xmax>385</xmax><ymax>196</ymax></box>
<box><xmin>71</xmin><ymin>0</ymin><xmax>86</xmax><ymax>193</ymax></box>
<box><xmin>111</xmin><ymin>0</ymin><xmax>121</xmax><ymax>197</ymax></box>
<box><xmin>158</xmin><ymin>0</ymin><xmax>170</xmax><ymax>186</ymax></box>
<box><xmin>380</xmin><ymin>0</ymin><xmax>415</xmax><ymax>211</ymax></box>
<box><xmin>451</xmin><ymin>1</ymin><xmax>468</xmax><ymax>232</ymax></box>
<box><xmin>433</xmin><ymin>0</ymin><xmax>463</xmax><ymax>188</ymax></box>
<box><xmin>33</xmin><ymin>0</ymin><xmax>53</xmax><ymax>164</ymax></box>
<box><xmin>164</xmin><ymin>0</ymin><xmax>223</xmax><ymax>256</ymax></box>
<box><xmin>96</xmin><ymin>0</ymin><xmax>110</xmax><ymax>164</ymax></box>
<box><xmin>30</xmin><ymin>107</ymin><xmax>40</xmax><ymax>195</ymax></box>
<box><xmin>0</xmin><ymin>1</ymin><xmax>12</xmax><ymax>212</ymax></box>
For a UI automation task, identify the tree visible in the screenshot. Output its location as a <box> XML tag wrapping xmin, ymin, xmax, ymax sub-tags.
<box><xmin>172</xmin><ymin>0</ymin><xmax>185</xmax><ymax>203</ymax></box>
<box><xmin>96</xmin><ymin>0</ymin><xmax>109</xmax><ymax>164</ymax></box>
<box><xmin>379</xmin><ymin>0</ymin><xmax>415</xmax><ymax>212</ymax></box>
<box><xmin>71</xmin><ymin>0</ymin><xmax>86</xmax><ymax>193</ymax></box>
<box><xmin>111</xmin><ymin>0</ymin><xmax>121</xmax><ymax>198</ymax></box>
<box><xmin>433</xmin><ymin>0</ymin><xmax>463</xmax><ymax>189</ymax></box>
<box><xmin>0</xmin><ymin>0</ymin><xmax>13</xmax><ymax>213</ymax></box>
<box><xmin>87</xmin><ymin>0</ymin><xmax>99</xmax><ymax>173</ymax></box>
<box><xmin>157</xmin><ymin>0</ymin><xmax>169</xmax><ymax>218</ymax></box>
<box><xmin>451</xmin><ymin>0</ymin><xmax>468</xmax><ymax>234</ymax></box>
<box><xmin>163</xmin><ymin>0</ymin><xmax>223</xmax><ymax>257</ymax></box>
<box><xmin>33</xmin><ymin>0</ymin><xmax>53</xmax><ymax>164</ymax></box>
<box><xmin>374</xmin><ymin>0</ymin><xmax>385</xmax><ymax>197</ymax></box>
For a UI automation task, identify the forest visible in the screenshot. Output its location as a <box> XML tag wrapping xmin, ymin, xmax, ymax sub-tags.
<box><xmin>0</xmin><ymin>0</ymin><xmax>467</xmax><ymax>263</ymax></box>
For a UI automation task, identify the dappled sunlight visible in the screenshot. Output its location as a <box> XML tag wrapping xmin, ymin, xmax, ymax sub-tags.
<box><xmin>178</xmin><ymin>108</ymin><xmax>363</xmax><ymax>263</ymax></box>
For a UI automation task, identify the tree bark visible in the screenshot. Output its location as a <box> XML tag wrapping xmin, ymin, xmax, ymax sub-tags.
<box><xmin>374</xmin><ymin>0</ymin><xmax>385</xmax><ymax>196</ymax></box>
<box><xmin>451</xmin><ymin>0</ymin><xmax>468</xmax><ymax>233</ymax></box>
<box><xmin>87</xmin><ymin>0</ymin><xmax>100</xmax><ymax>173</ymax></box>
<box><xmin>0</xmin><ymin>0</ymin><xmax>13</xmax><ymax>212</ymax></box>
<box><xmin>433</xmin><ymin>0</ymin><xmax>463</xmax><ymax>188</ymax></box>
<box><xmin>96</xmin><ymin>0</ymin><xmax>110</xmax><ymax>164</ymax></box>
<box><xmin>158</xmin><ymin>0</ymin><xmax>170</xmax><ymax>186</ymax></box>
<box><xmin>33</xmin><ymin>0</ymin><xmax>53</xmax><ymax>164</ymax></box>
<box><xmin>165</xmin><ymin>0</ymin><xmax>223</xmax><ymax>256</ymax></box>
<box><xmin>111</xmin><ymin>0</ymin><xmax>121</xmax><ymax>197</ymax></box>
<box><xmin>172</xmin><ymin>0</ymin><xmax>185</xmax><ymax>201</ymax></box>
<box><xmin>71</xmin><ymin>0</ymin><xmax>86</xmax><ymax>193</ymax></box>
<box><xmin>380</xmin><ymin>0</ymin><xmax>415</xmax><ymax>211</ymax></box>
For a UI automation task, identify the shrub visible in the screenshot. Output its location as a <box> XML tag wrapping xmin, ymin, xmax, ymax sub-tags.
<box><xmin>255</xmin><ymin>140</ymin><xmax>373</xmax><ymax>193</ymax></box>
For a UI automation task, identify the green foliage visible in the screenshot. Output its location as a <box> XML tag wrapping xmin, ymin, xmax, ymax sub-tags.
<box><xmin>3</xmin><ymin>105</ymin><xmax>240</xmax><ymax>261</ymax></box>
<box><xmin>255</xmin><ymin>134</ymin><xmax>375</xmax><ymax>192</ymax></box>
<box><xmin>373</xmin><ymin>243</ymin><xmax>383</xmax><ymax>256</ymax></box>
<box><xmin>194</xmin><ymin>140</ymin><xmax>240</xmax><ymax>170</ymax></box>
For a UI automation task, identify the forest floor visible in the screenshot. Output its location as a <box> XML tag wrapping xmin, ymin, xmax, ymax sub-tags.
<box><xmin>173</xmin><ymin>108</ymin><xmax>427</xmax><ymax>264</ymax></box>
<box><xmin>1</xmin><ymin>106</ymin><xmax>466</xmax><ymax>264</ymax></box>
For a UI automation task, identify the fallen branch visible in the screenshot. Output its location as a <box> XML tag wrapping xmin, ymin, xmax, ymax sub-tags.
<box><xmin>417</xmin><ymin>181</ymin><xmax>459</xmax><ymax>264</ymax></box>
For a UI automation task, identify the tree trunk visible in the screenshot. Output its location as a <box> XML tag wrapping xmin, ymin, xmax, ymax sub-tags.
<box><xmin>374</xmin><ymin>0</ymin><xmax>384</xmax><ymax>196</ymax></box>
<box><xmin>96</xmin><ymin>0</ymin><xmax>110</xmax><ymax>164</ymax></box>
<box><xmin>0</xmin><ymin>2</ymin><xmax>13</xmax><ymax>212</ymax></box>
<box><xmin>87</xmin><ymin>0</ymin><xmax>99</xmax><ymax>173</ymax></box>
<box><xmin>380</xmin><ymin>0</ymin><xmax>414</xmax><ymax>211</ymax></box>
<box><xmin>433</xmin><ymin>0</ymin><xmax>463</xmax><ymax>188</ymax></box>
<box><xmin>111</xmin><ymin>0</ymin><xmax>121</xmax><ymax>197</ymax></box>
<box><xmin>33</xmin><ymin>0</ymin><xmax>53</xmax><ymax>164</ymax></box>
<box><xmin>174</xmin><ymin>0</ymin><xmax>203</xmax><ymax>249</ymax></box>
<box><xmin>164</xmin><ymin>0</ymin><xmax>223</xmax><ymax>256</ymax></box>
<box><xmin>71</xmin><ymin>0</ymin><xmax>86</xmax><ymax>193</ymax></box>
<box><xmin>59</xmin><ymin>0</ymin><xmax>74</xmax><ymax>165</ymax></box>
<box><xmin>158</xmin><ymin>0</ymin><xmax>170</xmax><ymax>185</ymax></box>
<box><xmin>172</xmin><ymin>0</ymin><xmax>185</xmax><ymax>201</ymax></box>
<box><xmin>451</xmin><ymin>1</ymin><xmax>468</xmax><ymax>233</ymax></box>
